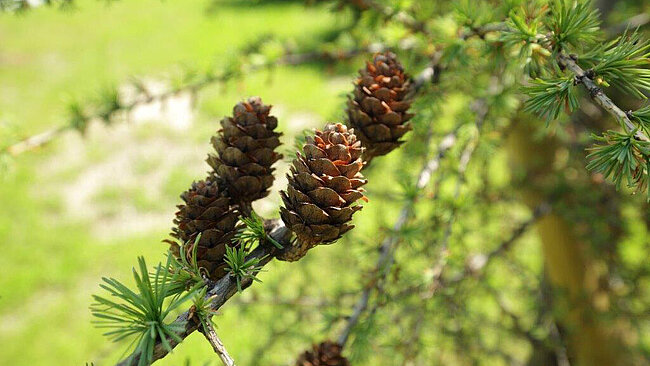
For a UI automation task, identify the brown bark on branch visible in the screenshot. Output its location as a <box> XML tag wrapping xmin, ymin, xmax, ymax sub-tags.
<box><xmin>200</xmin><ymin>320</ymin><xmax>237</xmax><ymax>366</ymax></box>
<box><xmin>557</xmin><ymin>53</ymin><xmax>650</xmax><ymax>142</ymax></box>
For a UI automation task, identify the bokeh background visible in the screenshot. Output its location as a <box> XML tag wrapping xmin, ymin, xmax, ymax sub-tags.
<box><xmin>1</xmin><ymin>1</ymin><xmax>649</xmax><ymax>365</ymax></box>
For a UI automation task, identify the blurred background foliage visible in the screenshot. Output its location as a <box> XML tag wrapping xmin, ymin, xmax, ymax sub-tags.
<box><xmin>0</xmin><ymin>0</ymin><xmax>649</xmax><ymax>365</ymax></box>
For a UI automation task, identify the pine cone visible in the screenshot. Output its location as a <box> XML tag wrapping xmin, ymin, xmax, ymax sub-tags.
<box><xmin>347</xmin><ymin>52</ymin><xmax>414</xmax><ymax>161</ymax></box>
<box><xmin>208</xmin><ymin>97</ymin><xmax>282</xmax><ymax>206</ymax></box>
<box><xmin>168</xmin><ymin>178</ymin><xmax>242</xmax><ymax>281</ymax></box>
<box><xmin>295</xmin><ymin>341</ymin><xmax>350</xmax><ymax>366</ymax></box>
<box><xmin>278</xmin><ymin>123</ymin><xmax>366</xmax><ymax>261</ymax></box>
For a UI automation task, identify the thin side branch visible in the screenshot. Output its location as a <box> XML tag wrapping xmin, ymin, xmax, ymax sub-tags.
<box><xmin>5</xmin><ymin>46</ymin><xmax>368</xmax><ymax>157</ymax></box>
<box><xmin>393</xmin><ymin>202</ymin><xmax>550</xmax><ymax>300</ymax></box>
<box><xmin>424</xmin><ymin>99</ymin><xmax>490</xmax><ymax>295</ymax></box>
<box><xmin>442</xmin><ymin>99</ymin><xmax>489</xmax><ymax>244</ymax></box>
<box><xmin>460</xmin><ymin>22</ymin><xmax>509</xmax><ymax>39</ymax></box>
<box><xmin>335</xmin><ymin>56</ymin><xmax>450</xmax><ymax>346</ymax></box>
<box><xmin>6</xmin><ymin>12</ymin><xmax>505</xmax><ymax>158</ymax></box>
<box><xmin>352</xmin><ymin>0</ymin><xmax>430</xmax><ymax>36</ymax></box>
<box><xmin>448</xmin><ymin>202</ymin><xmax>552</xmax><ymax>285</ymax></box>
<box><xmin>5</xmin><ymin>125</ymin><xmax>69</xmax><ymax>156</ymax></box>
<box><xmin>557</xmin><ymin>52</ymin><xmax>650</xmax><ymax>142</ymax></box>
<box><xmin>337</xmin><ymin>127</ymin><xmax>460</xmax><ymax>347</ymax></box>
<box><xmin>201</xmin><ymin>320</ymin><xmax>237</xmax><ymax>366</ymax></box>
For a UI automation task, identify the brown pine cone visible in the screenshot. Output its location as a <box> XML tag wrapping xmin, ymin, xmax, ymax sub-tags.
<box><xmin>295</xmin><ymin>341</ymin><xmax>350</xmax><ymax>366</ymax></box>
<box><xmin>207</xmin><ymin>96</ymin><xmax>282</xmax><ymax>207</ymax></box>
<box><xmin>347</xmin><ymin>52</ymin><xmax>414</xmax><ymax>161</ymax></box>
<box><xmin>278</xmin><ymin>123</ymin><xmax>367</xmax><ymax>262</ymax></box>
<box><xmin>168</xmin><ymin>178</ymin><xmax>242</xmax><ymax>281</ymax></box>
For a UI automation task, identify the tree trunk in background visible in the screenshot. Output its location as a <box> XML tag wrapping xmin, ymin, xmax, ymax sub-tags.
<box><xmin>507</xmin><ymin>116</ymin><xmax>628</xmax><ymax>366</ymax></box>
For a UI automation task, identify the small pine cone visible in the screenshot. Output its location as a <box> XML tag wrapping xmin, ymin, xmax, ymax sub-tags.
<box><xmin>168</xmin><ymin>178</ymin><xmax>242</xmax><ymax>281</ymax></box>
<box><xmin>347</xmin><ymin>52</ymin><xmax>414</xmax><ymax>160</ymax></box>
<box><xmin>207</xmin><ymin>97</ymin><xmax>282</xmax><ymax>206</ymax></box>
<box><xmin>295</xmin><ymin>341</ymin><xmax>350</xmax><ymax>366</ymax></box>
<box><xmin>278</xmin><ymin>123</ymin><xmax>367</xmax><ymax>261</ymax></box>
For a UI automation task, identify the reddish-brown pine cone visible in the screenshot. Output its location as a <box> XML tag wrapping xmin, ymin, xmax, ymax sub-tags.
<box><xmin>295</xmin><ymin>341</ymin><xmax>350</xmax><ymax>366</ymax></box>
<box><xmin>347</xmin><ymin>52</ymin><xmax>414</xmax><ymax>161</ymax></box>
<box><xmin>207</xmin><ymin>96</ymin><xmax>282</xmax><ymax>206</ymax></box>
<box><xmin>278</xmin><ymin>123</ymin><xmax>367</xmax><ymax>262</ymax></box>
<box><xmin>168</xmin><ymin>178</ymin><xmax>242</xmax><ymax>281</ymax></box>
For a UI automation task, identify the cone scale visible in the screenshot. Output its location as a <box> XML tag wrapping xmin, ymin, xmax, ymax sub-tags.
<box><xmin>295</xmin><ymin>341</ymin><xmax>350</xmax><ymax>366</ymax></box>
<box><xmin>347</xmin><ymin>52</ymin><xmax>414</xmax><ymax>161</ymax></box>
<box><xmin>208</xmin><ymin>97</ymin><xmax>282</xmax><ymax>209</ymax></box>
<box><xmin>168</xmin><ymin>178</ymin><xmax>243</xmax><ymax>281</ymax></box>
<box><xmin>278</xmin><ymin>123</ymin><xmax>367</xmax><ymax>261</ymax></box>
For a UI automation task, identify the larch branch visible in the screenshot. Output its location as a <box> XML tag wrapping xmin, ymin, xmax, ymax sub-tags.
<box><xmin>200</xmin><ymin>320</ymin><xmax>237</xmax><ymax>366</ymax></box>
<box><xmin>557</xmin><ymin>52</ymin><xmax>649</xmax><ymax>142</ymax></box>
<box><xmin>116</xmin><ymin>220</ymin><xmax>291</xmax><ymax>366</ymax></box>
<box><xmin>4</xmin><ymin>46</ymin><xmax>367</xmax><ymax>157</ymax></box>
